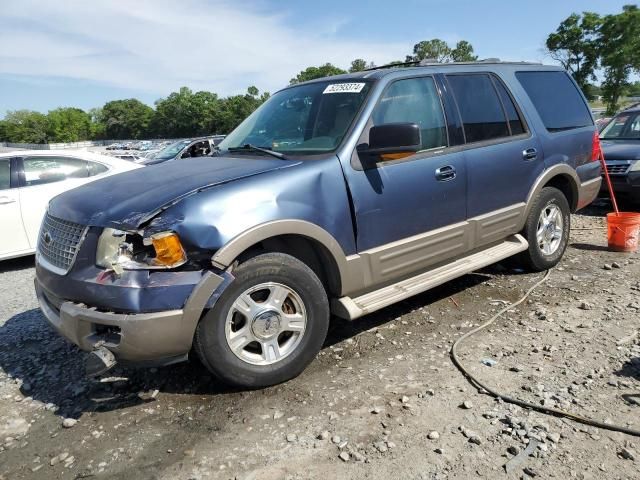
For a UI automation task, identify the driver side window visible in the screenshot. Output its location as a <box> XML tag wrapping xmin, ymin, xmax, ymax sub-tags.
<box><xmin>372</xmin><ymin>76</ymin><xmax>448</xmax><ymax>152</ymax></box>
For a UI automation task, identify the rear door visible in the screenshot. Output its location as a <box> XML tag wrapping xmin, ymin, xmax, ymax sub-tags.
<box><xmin>0</xmin><ymin>157</ymin><xmax>30</xmax><ymax>258</ymax></box>
<box><xmin>445</xmin><ymin>73</ymin><xmax>543</xmax><ymax>245</ymax></box>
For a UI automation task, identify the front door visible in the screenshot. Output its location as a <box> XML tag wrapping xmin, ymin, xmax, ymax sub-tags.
<box><xmin>342</xmin><ymin>75</ymin><xmax>467</xmax><ymax>283</ymax></box>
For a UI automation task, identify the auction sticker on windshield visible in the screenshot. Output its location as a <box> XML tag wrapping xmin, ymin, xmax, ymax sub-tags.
<box><xmin>323</xmin><ymin>83</ymin><xmax>366</xmax><ymax>94</ymax></box>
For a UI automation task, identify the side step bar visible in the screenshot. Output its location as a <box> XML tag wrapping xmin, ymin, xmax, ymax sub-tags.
<box><xmin>332</xmin><ymin>234</ymin><xmax>528</xmax><ymax>320</ymax></box>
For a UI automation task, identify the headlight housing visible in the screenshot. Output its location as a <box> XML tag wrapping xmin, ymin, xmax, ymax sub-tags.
<box><xmin>96</xmin><ymin>228</ymin><xmax>187</xmax><ymax>271</ymax></box>
<box><xmin>630</xmin><ymin>160</ymin><xmax>640</xmax><ymax>172</ymax></box>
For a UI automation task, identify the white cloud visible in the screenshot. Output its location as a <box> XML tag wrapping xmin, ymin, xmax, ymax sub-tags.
<box><xmin>0</xmin><ymin>0</ymin><xmax>410</xmax><ymax>98</ymax></box>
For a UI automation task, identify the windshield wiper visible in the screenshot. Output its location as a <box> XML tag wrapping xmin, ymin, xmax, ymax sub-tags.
<box><xmin>227</xmin><ymin>144</ymin><xmax>287</xmax><ymax>160</ymax></box>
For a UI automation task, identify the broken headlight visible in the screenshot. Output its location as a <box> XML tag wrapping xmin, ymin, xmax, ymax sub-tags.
<box><xmin>96</xmin><ymin>228</ymin><xmax>187</xmax><ymax>271</ymax></box>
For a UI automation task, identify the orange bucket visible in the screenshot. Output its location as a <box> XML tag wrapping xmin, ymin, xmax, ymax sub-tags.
<box><xmin>607</xmin><ymin>212</ymin><xmax>640</xmax><ymax>252</ymax></box>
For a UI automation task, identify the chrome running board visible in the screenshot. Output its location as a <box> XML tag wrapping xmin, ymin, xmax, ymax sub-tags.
<box><xmin>332</xmin><ymin>234</ymin><xmax>528</xmax><ymax>320</ymax></box>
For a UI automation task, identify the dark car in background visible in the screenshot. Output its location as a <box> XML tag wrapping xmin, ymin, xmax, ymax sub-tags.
<box><xmin>599</xmin><ymin>104</ymin><xmax>640</xmax><ymax>206</ymax></box>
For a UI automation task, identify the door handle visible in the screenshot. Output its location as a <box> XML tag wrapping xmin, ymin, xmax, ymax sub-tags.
<box><xmin>435</xmin><ymin>165</ymin><xmax>456</xmax><ymax>181</ymax></box>
<box><xmin>522</xmin><ymin>148</ymin><xmax>538</xmax><ymax>161</ymax></box>
<box><xmin>0</xmin><ymin>196</ymin><xmax>16</xmax><ymax>205</ymax></box>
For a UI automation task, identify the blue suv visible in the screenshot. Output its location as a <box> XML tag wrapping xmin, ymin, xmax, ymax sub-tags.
<box><xmin>35</xmin><ymin>62</ymin><xmax>601</xmax><ymax>387</ymax></box>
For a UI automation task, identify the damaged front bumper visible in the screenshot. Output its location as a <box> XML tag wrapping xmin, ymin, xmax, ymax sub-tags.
<box><xmin>35</xmin><ymin>270</ymin><xmax>228</xmax><ymax>365</ymax></box>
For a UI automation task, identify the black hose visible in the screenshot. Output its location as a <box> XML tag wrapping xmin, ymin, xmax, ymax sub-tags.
<box><xmin>450</xmin><ymin>269</ymin><xmax>640</xmax><ymax>437</ymax></box>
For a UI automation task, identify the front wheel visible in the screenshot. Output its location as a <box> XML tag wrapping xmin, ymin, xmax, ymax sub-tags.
<box><xmin>518</xmin><ymin>186</ymin><xmax>571</xmax><ymax>271</ymax></box>
<box><xmin>194</xmin><ymin>253</ymin><xmax>329</xmax><ymax>388</ymax></box>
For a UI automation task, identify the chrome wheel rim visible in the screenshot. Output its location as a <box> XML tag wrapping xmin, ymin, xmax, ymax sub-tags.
<box><xmin>225</xmin><ymin>282</ymin><xmax>307</xmax><ymax>366</ymax></box>
<box><xmin>536</xmin><ymin>203</ymin><xmax>564</xmax><ymax>256</ymax></box>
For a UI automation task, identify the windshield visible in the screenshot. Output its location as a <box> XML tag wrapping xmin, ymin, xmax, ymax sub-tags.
<box><xmin>218</xmin><ymin>80</ymin><xmax>372</xmax><ymax>155</ymax></box>
<box><xmin>153</xmin><ymin>140</ymin><xmax>191</xmax><ymax>160</ymax></box>
<box><xmin>601</xmin><ymin>111</ymin><xmax>640</xmax><ymax>140</ymax></box>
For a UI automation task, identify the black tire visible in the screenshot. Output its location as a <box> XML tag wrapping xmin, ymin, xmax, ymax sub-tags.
<box><xmin>518</xmin><ymin>187</ymin><xmax>571</xmax><ymax>271</ymax></box>
<box><xmin>194</xmin><ymin>252</ymin><xmax>329</xmax><ymax>388</ymax></box>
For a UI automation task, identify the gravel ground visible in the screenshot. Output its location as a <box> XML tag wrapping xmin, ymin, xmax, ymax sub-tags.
<box><xmin>1</xmin><ymin>200</ymin><xmax>639</xmax><ymax>480</ymax></box>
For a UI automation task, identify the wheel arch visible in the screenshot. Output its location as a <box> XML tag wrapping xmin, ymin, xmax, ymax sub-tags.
<box><xmin>520</xmin><ymin>165</ymin><xmax>580</xmax><ymax>230</ymax></box>
<box><xmin>211</xmin><ymin>220</ymin><xmax>350</xmax><ymax>297</ymax></box>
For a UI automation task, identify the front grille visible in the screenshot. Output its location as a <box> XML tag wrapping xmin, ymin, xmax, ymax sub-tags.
<box><xmin>38</xmin><ymin>213</ymin><xmax>87</xmax><ymax>274</ymax></box>
<box><xmin>606</xmin><ymin>163</ymin><xmax>630</xmax><ymax>175</ymax></box>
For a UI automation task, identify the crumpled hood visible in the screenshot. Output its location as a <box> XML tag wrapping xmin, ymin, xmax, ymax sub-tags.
<box><xmin>601</xmin><ymin>140</ymin><xmax>640</xmax><ymax>161</ymax></box>
<box><xmin>48</xmin><ymin>156</ymin><xmax>297</xmax><ymax>229</ymax></box>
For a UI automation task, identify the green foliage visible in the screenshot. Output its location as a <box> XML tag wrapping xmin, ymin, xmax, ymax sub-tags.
<box><xmin>101</xmin><ymin>99</ymin><xmax>154</xmax><ymax>139</ymax></box>
<box><xmin>599</xmin><ymin>5</ymin><xmax>640</xmax><ymax>114</ymax></box>
<box><xmin>46</xmin><ymin>108</ymin><xmax>92</xmax><ymax>143</ymax></box>
<box><xmin>406</xmin><ymin>39</ymin><xmax>477</xmax><ymax>63</ymax></box>
<box><xmin>349</xmin><ymin>59</ymin><xmax>375</xmax><ymax>73</ymax></box>
<box><xmin>546</xmin><ymin>12</ymin><xmax>602</xmax><ymax>95</ymax></box>
<box><xmin>627</xmin><ymin>81</ymin><xmax>640</xmax><ymax>97</ymax></box>
<box><xmin>2</xmin><ymin>110</ymin><xmax>49</xmax><ymax>144</ymax></box>
<box><xmin>290</xmin><ymin>63</ymin><xmax>347</xmax><ymax>84</ymax></box>
<box><xmin>450</xmin><ymin>41</ymin><xmax>478</xmax><ymax>62</ymax></box>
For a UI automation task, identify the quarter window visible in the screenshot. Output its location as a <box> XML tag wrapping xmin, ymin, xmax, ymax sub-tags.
<box><xmin>447</xmin><ymin>74</ymin><xmax>510</xmax><ymax>143</ymax></box>
<box><xmin>22</xmin><ymin>156</ymin><xmax>88</xmax><ymax>187</ymax></box>
<box><xmin>516</xmin><ymin>71</ymin><xmax>592</xmax><ymax>132</ymax></box>
<box><xmin>372</xmin><ymin>76</ymin><xmax>448</xmax><ymax>151</ymax></box>
<box><xmin>0</xmin><ymin>159</ymin><xmax>10</xmax><ymax>190</ymax></box>
<box><xmin>88</xmin><ymin>161</ymin><xmax>109</xmax><ymax>176</ymax></box>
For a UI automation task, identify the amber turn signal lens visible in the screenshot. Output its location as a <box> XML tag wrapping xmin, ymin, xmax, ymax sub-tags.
<box><xmin>151</xmin><ymin>232</ymin><xmax>186</xmax><ymax>267</ymax></box>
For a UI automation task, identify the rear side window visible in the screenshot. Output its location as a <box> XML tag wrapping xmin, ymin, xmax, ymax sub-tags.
<box><xmin>372</xmin><ymin>76</ymin><xmax>448</xmax><ymax>151</ymax></box>
<box><xmin>516</xmin><ymin>71</ymin><xmax>592</xmax><ymax>132</ymax></box>
<box><xmin>0</xmin><ymin>159</ymin><xmax>10</xmax><ymax>190</ymax></box>
<box><xmin>447</xmin><ymin>74</ymin><xmax>510</xmax><ymax>143</ymax></box>
<box><xmin>23</xmin><ymin>156</ymin><xmax>88</xmax><ymax>187</ymax></box>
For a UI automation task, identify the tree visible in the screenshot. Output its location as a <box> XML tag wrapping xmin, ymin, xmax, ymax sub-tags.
<box><xmin>349</xmin><ymin>59</ymin><xmax>375</xmax><ymax>73</ymax></box>
<box><xmin>88</xmin><ymin>108</ymin><xmax>106</xmax><ymax>139</ymax></box>
<box><xmin>2</xmin><ymin>110</ymin><xmax>49</xmax><ymax>143</ymax></box>
<box><xmin>406</xmin><ymin>38</ymin><xmax>478</xmax><ymax>63</ymax></box>
<box><xmin>546</xmin><ymin>12</ymin><xmax>601</xmax><ymax>95</ymax></box>
<box><xmin>101</xmin><ymin>99</ymin><xmax>154</xmax><ymax>139</ymax></box>
<box><xmin>152</xmin><ymin>87</ymin><xmax>220</xmax><ymax>138</ymax></box>
<box><xmin>46</xmin><ymin>107</ymin><xmax>92</xmax><ymax>143</ymax></box>
<box><xmin>216</xmin><ymin>87</ymin><xmax>270</xmax><ymax>133</ymax></box>
<box><xmin>406</xmin><ymin>39</ymin><xmax>451</xmax><ymax>63</ymax></box>
<box><xmin>599</xmin><ymin>5</ymin><xmax>640</xmax><ymax>114</ymax></box>
<box><xmin>450</xmin><ymin>41</ymin><xmax>478</xmax><ymax>62</ymax></box>
<box><xmin>290</xmin><ymin>63</ymin><xmax>347</xmax><ymax>84</ymax></box>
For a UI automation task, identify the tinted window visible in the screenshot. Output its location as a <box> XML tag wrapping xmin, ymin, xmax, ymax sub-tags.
<box><xmin>0</xmin><ymin>160</ymin><xmax>9</xmax><ymax>190</ymax></box>
<box><xmin>23</xmin><ymin>156</ymin><xmax>88</xmax><ymax>187</ymax></box>
<box><xmin>494</xmin><ymin>79</ymin><xmax>525</xmax><ymax>135</ymax></box>
<box><xmin>372</xmin><ymin>76</ymin><xmax>447</xmax><ymax>151</ymax></box>
<box><xmin>88</xmin><ymin>161</ymin><xmax>108</xmax><ymax>176</ymax></box>
<box><xmin>447</xmin><ymin>74</ymin><xmax>510</xmax><ymax>143</ymax></box>
<box><xmin>516</xmin><ymin>71</ymin><xmax>592</xmax><ymax>132</ymax></box>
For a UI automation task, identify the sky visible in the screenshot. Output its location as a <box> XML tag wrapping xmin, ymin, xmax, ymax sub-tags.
<box><xmin>0</xmin><ymin>0</ymin><xmax>633</xmax><ymax>116</ymax></box>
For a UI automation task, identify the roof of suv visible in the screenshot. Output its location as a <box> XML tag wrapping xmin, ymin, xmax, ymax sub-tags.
<box><xmin>285</xmin><ymin>61</ymin><xmax>565</xmax><ymax>90</ymax></box>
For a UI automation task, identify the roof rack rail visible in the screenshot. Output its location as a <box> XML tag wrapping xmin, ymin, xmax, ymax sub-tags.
<box><xmin>363</xmin><ymin>58</ymin><xmax>541</xmax><ymax>72</ymax></box>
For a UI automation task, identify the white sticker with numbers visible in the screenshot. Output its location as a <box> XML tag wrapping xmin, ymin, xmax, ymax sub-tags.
<box><xmin>322</xmin><ymin>83</ymin><xmax>366</xmax><ymax>94</ymax></box>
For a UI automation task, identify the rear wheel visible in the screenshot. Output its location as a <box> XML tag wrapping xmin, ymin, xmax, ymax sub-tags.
<box><xmin>518</xmin><ymin>187</ymin><xmax>570</xmax><ymax>271</ymax></box>
<box><xmin>194</xmin><ymin>253</ymin><xmax>329</xmax><ymax>388</ymax></box>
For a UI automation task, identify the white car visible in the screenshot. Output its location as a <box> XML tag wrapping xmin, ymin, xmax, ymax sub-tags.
<box><xmin>0</xmin><ymin>150</ymin><xmax>141</xmax><ymax>261</ymax></box>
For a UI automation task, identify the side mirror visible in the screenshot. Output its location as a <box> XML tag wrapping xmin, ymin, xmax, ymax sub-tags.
<box><xmin>357</xmin><ymin>123</ymin><xmax>421</xmax><ymax>156</ymax></box>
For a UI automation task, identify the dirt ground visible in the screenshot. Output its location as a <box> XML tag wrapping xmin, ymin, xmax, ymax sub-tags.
<box><xmin>1</xmin><ymin>200</ymin><xmax>639</xmax><ymax>480</ymax></box>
